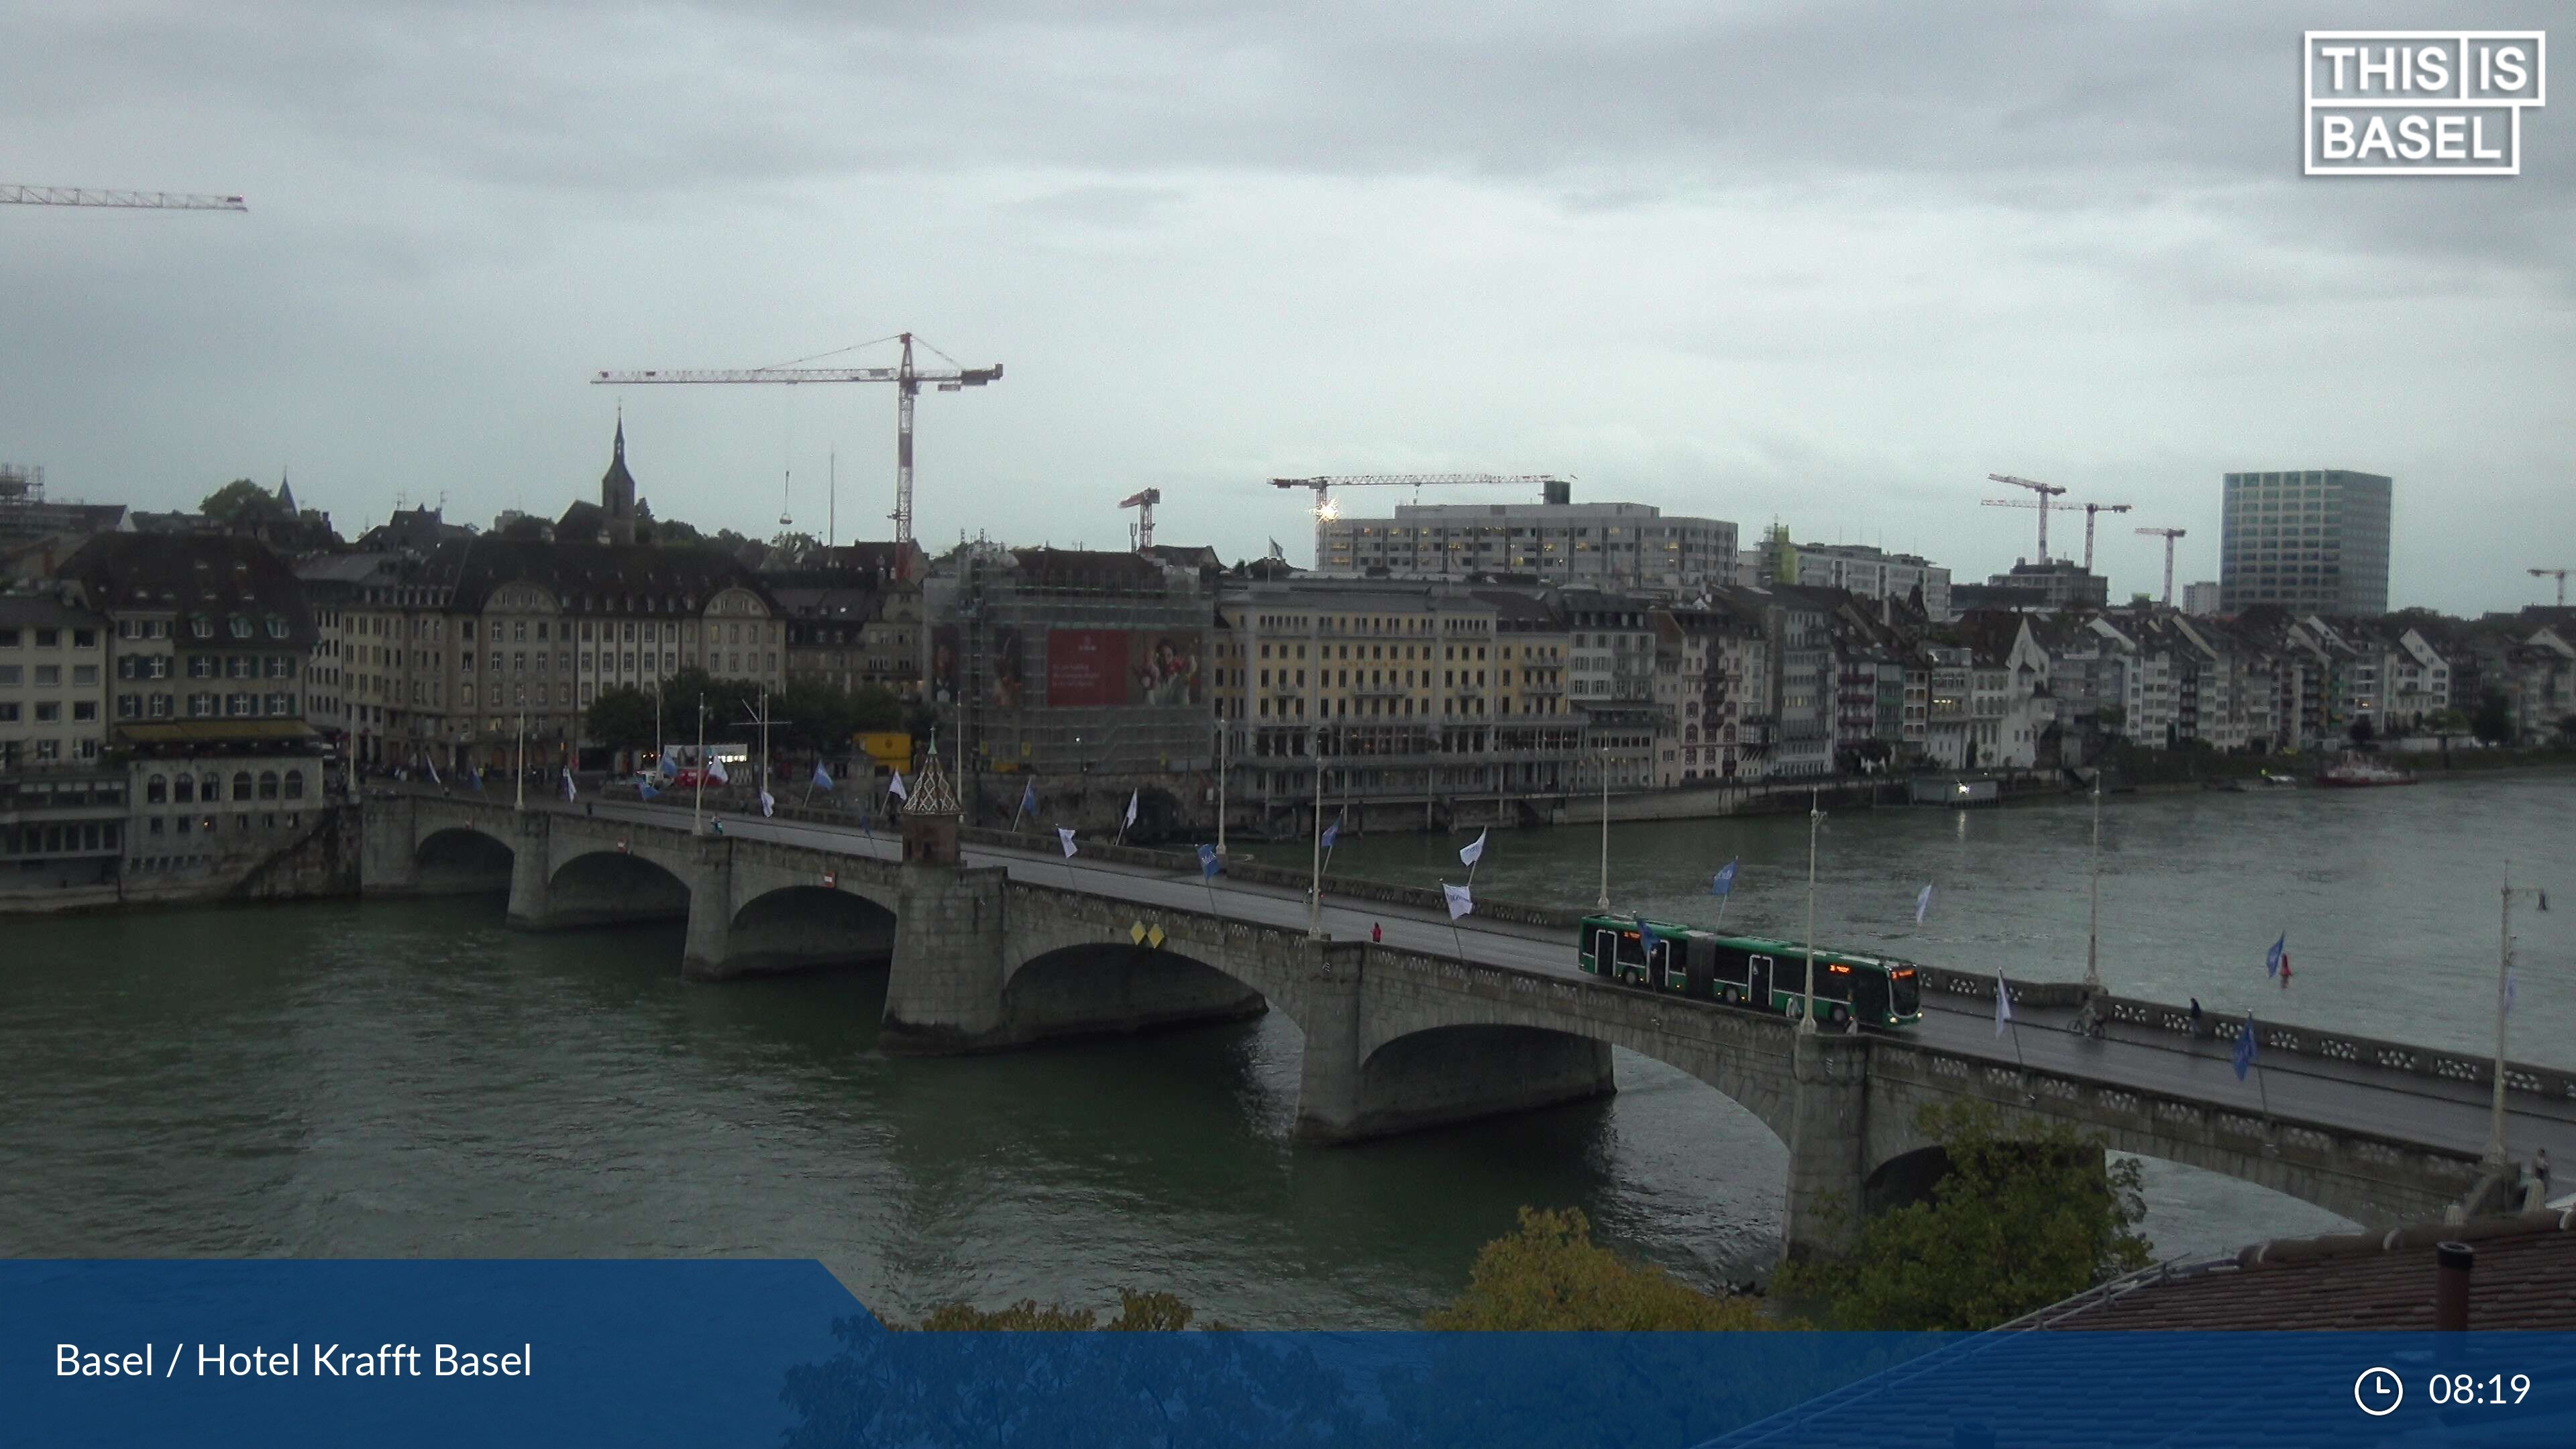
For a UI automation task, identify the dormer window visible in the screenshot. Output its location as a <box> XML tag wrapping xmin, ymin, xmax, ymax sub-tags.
<box><xmin>229</xmin><ymin>617</ymin><xmax>252</xmax><ymax>639</ymax></box>
<box><xmin>266</xmin><ymin>617</ymin><xmax>288</xmax><ymax>639</ymax></box>
<box><xmin>191</xmin><ymin>617</ymin><xmax>213</xmax><ymax>639</ymax></box>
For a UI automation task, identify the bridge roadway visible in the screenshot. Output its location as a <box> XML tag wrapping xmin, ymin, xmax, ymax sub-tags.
<box><xmin>531</xmin><ymin>792</ymin><xmax>2576</xmax><ymax>1179</ymax></box>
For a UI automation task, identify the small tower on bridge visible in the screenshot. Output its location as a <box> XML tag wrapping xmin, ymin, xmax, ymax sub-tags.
<box><xmin>900</xmin><ymin>744</ymin><xmax>963</xmax><ymax>865</ymax></box>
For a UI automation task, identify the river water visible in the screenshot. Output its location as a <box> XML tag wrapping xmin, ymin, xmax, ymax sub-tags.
<box><xmin>4</xmin><ymin>771</ymin><xmax>2568</xmax><ymax>1327</ymax></box>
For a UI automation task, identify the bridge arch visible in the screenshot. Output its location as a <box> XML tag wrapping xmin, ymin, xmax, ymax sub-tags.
<box><xmin>1346</xmin><ymin>1023</ymin><xmax>1620</xmax><ymax>1142</ymax></box>
<box><xmin>725</xmin><ymin>885</ymin><xmax>900</xmax><ymax>975</ymax></box>
<box><xmin>543</xmin><ymin>847</ymin><xmax>692</xmax><ymax>929</ymax></box>
<box><xmin>999</xmin><ymin>942</ymin><xmax>1269</xmax><ymax>1044</ymax></box>
<box><xmin>414</xmin><ymin>824</ymin><xmax>515</xmax><ymax>894</ymax></box>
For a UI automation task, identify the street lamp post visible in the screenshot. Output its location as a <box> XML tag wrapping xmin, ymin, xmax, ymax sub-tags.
<box><xmin>1595</xmin><ymin>748</ymin><xmax>1611</xmax><ymax>912</ymax></box>
<box><xmin>692</xmin><ymin>695</ymin><xmax>707</xmax><ymax>836</ymax></box>
<box><xmin>2489</xmin><ymin>865</ymin><xmax>2550</xmax><ymax>1169</ymax></box>
<box><xmin>1801</xmin><ymin>787</ymin><xmax>1822</xmax><ymax>1034</ymax></box>
<box><xmin>513</xmin><ymin>712</ymin><xmax>526</xmax><ymax>812</ymax></box>
<box><xmin>1216</xmin><ymin>714</ymin><xmax>1229</xmax><ymax>862</ymax></box>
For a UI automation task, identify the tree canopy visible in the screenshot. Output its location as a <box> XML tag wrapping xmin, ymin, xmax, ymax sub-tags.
<box><xmin>1424</xmin><ymin>1206</ymin><xmax>1784</xmax><ymax>1331</ymax></box>
<box><xmin>200</xmin><ymin>478</ymin><xmax>282</xmax><ymax>525</ymax></box>
<box><xmin>1774</xmin><ymin>1100</ymin><xmax>2151</xmax><ymax>1331</ymax></box>
<box><xmin>2472</xmin><ymin>688</ymin><xmax>2517</xmax><ymax>746</ymax></box>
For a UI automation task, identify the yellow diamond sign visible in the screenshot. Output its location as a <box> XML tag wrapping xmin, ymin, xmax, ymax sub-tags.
<box><xmin>1129</xmin><ymin>921</ymin><xmax>1147</xmax><ymax>945</ymax></box>
<box><xmin>1147</xmin><ymin>924</ymin><xmax>1167</xmax><ymax>949</ymax></box>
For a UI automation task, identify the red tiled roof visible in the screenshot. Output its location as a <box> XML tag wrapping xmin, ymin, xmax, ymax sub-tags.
<box><xmin>2028</xmin><ymin>1209</ymin><xmax>2576</xmax><ymax>1330</ymax></box>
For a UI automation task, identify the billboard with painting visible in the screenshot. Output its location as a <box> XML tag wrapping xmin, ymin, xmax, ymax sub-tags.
<box><xmin>1045</xmin><ymin>629</ymin><xmax>1200</xmax><ymax>708</ymax></box>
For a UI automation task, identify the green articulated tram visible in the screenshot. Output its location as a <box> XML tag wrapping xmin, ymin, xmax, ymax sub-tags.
<box><xmin>1576</xmin><ymin>914</ymin><xmax>1924</xmax><ymax>1030</ymax></box>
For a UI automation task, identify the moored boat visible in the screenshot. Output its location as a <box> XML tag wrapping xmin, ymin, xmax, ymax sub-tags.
<box><xmin>2317</xmin><ymin>753</ymin><xmax>2417</xmax><ymax>788</ymax></box>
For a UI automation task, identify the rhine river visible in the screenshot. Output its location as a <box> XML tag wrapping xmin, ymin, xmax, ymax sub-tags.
<box><xmin>5</xmin><ymin>771</ymin><xmax>2569</xmax><ymax>1328</ymax></box>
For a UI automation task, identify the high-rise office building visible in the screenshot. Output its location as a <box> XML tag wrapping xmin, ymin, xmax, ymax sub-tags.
<box><xmin>2218</xmin><ymin>470</ymin><xmax>2390</xmax><ymax>616</ymax></box>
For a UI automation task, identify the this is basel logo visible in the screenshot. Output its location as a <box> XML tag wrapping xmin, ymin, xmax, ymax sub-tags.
<box><xmin>2306</xmin><ymin>31</ymin><xmax>2546</xmax><ymax>174</ymax></box>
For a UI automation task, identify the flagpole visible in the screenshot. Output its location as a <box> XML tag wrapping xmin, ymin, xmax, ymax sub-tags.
<box><xmin>2084</xmin><ymin>771</ymin><xmax>2104</xmax><ymax>996</ymax></box>
<box><xmin>692</xmin><ymin>694</ymin><xmax>706</xmax><ymax>837</ymax></box>
<box><xmin>1215</xmin><ymin>715</ymin><xmax>1229</xmax><ymax>863</ymax></box>
<box><xmin>1307</xmin><ymin>725</ymin><xmax>1324</xmax><ymax>939</ymax></box>
<box><xmin>1595</xmin><ymin>747</ymin><xmax>1611</xmax><ymax>912</ymax></box>
<box><xmin>1801</xmin><ymin>788</ymin><xmax>1821</xmax><ymax>1034</ymax></box>
<box><xmin>514</xmin><ymin>712</ymin><xmax>526</xmax><ymax>812</ymax></box>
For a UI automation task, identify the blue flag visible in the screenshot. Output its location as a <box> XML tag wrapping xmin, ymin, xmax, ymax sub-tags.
<box><xmin>1198</xmin><ymin>843</ymin><xmax>1220</xmax><ymax>880</ymax></box>
<box><xmin>1020</xmin><ymin>780</ymin><xmax>1037</xmax><ymax>815</ymax></box>
<box><xmin>1322</xmin><ymin>822</ymin><xmax>1340</xmax><ymax>851</ymax></box>
<box><xmin>1711</xmin><ymin>859</ymin><xmax>1737</xmax><ymax>897</ymax></box>
<box><xmin>658</xmin><ymin>753</ymin><xmax>676</xmax><ymax>780</ymax></box>
<box><xmin>2233</xmin><ymin>1018</ymin><xmax>2260</xmax><ymax>1081</ymax></box>
<box><xmin>468</xmin><ymin>768</ymin><xmax>483</xmax><ymax>792</ymax></box>
<box><xmin>811</xmin><ymin>762</ymin><xmax>834</xmax><ymax>791</ymax></box>
<box><xmin>639</xmin><ymin>781</ymin><xmax>659</xmax><ymax>800</ymax></box>
<box><xmin>2265</xmin><ymin>934</ymin><xmax>2286</xmax><ymax>978</ymax></box>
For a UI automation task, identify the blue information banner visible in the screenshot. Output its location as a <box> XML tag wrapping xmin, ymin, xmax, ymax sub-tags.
<box><xmin>8</xmin><ymin>1261</ymin><xmax>2575</xmax><ymax>1447</ymax></box>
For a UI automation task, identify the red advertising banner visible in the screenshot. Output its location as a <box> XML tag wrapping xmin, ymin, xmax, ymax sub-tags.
<box><xmin>1046</xmin><ymin>629</ymin><xmax>1128</xmax><ymax>707</ymax></box>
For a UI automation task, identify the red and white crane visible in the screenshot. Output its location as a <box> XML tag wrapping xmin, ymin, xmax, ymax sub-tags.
<box><xmin>2530</xmin><ymin>568</ymin><xmax>2569</xmax><ymax>608</ymax></box>
<box><xmin>594</xmin><ymin>333</ymin><xmax>1002</xmax><ymax>547</ymax></box>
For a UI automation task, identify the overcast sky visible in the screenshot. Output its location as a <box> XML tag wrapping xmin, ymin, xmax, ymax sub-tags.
<box><xmin>2</xmin><ymin>1</ymin><xmax>2567</xmax><ymax>612</ymax></box>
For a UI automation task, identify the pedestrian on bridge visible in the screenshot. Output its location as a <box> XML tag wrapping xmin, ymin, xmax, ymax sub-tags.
<box><xmin>2190</xmin><ymin>998</ymin><xmax>2204</xmax><ymax>1038</ymax></box>
<box><xmin>2538</xmin><ymin>1148</ymin><xmax>2553</xmax><ymax>1199</ymax></box>
<box><xmin>1371</xmin><ymin>922</ymin><xmax>1383</xmax><ymax>944</ymax></box>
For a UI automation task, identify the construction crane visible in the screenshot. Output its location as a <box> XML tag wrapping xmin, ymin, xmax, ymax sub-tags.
<box><xmin>594</xmin><ymin>333</ymin><xmax>1001</xmax><ymax>547</ymax></box>
<box><xmin>2530</xmin><ymin>568</ymin><xmax>2569</xmax><ymax>607</ymax></box>
<box><xmin>2</xmin><ymin>185</ymin><xmax>246</xmax><ymax>210</ymax></box>
<box><xmin>1269</xmin><ymin>474</ymin><xmax>1569</xmax><ymax>521</ymax></box>
<box><xmin>2075</xmin><ymin>502</ymin><xmax>2133</xmax><ymax>572</ymax></box>
<box><xmin>1120</xmin><ymin>488</ymin><xmax>1161</xmax><ymax>550</ymax></box>
<box><xmin>2137</xmin><ymin>527</ymin><xmax>2187</xmax><ymax>606</ymax></box>
<box><xmin>1983</xmin><ymin>474</ymin><xmax>2070</xmax><ymax>562</ymax></box>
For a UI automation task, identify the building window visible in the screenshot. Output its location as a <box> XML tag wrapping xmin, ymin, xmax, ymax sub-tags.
<box><xmin>232</xmin><ymin>771</ymin><xmax>254</xmax><ymax>801</ymax></box>
<box><xmin>284</xmin><ymin>770</ymin><xmax>305</xmax><ymax>800</ymax></box>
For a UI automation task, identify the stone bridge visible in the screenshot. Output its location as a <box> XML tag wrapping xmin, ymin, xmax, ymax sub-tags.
<box><xmin>362</xmin><ymin>794</ymin><xmax>2499</xmax><ymax>1262</ymax></box>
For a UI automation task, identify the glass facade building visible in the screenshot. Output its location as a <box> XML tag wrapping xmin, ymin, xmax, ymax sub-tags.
<box><xmin>2218</xmin><ymin>470</ymin><xmax>2390</xmax><ymax>616</ymax></box>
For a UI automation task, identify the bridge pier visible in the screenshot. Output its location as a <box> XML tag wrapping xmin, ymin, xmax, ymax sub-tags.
<box><xmin>502</xmin><ymin>810</ymin><xmax>554</xmax><ymax>930</ymax></box>
<box><xmin>880</xmin><ymin>862</ymin><xmax>1013</xmax><ymax>1052</ymax></box>
<box><xmin>1782</xmin><ymin>1031</ymin><xmax>1872</xmax><ymax>1266</ymax></box>
<box><xmin>679</xmin><ymin>839</ymin><xmax>737</xmax><ymax>980</ymax></box>
<box><xmin>359</xmin><ymin>796</ymin><xmax>420</xmax><ymax>895</ymax></box>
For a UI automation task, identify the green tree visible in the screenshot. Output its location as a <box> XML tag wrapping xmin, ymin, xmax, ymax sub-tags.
<box><xmin>2471</xmin><ymin>688</ymin><xmax>2517</xmax><ymax>746</ymax></box>
<box><xmin>2558</xmin><ymin>714</ymin><xmax>2576</xmax><ymax>747</ymax></box>
<box><xmin>1775</xmin><ymin>1100</ymin><xmax>2151</xmax><ymax>1331</ymax></box>
<box><xmin>1424</xmin><ymin>1206</ymin><xmax>1786</xmax><ymax>1330</ymax></box>
<box><xmin>200</xmin><ymin>478</ymin><xmax>283</xmax><ymax>526</ymax></box>
<box><xmin>910</xmin><ymin>1290</ymin><xmax>1211</xmax><ymax>1332</ymax></box>
<box><xmin>584</xmin><ymin>685</ymin><xmax>660</xmax><ymax>753</ymax></box>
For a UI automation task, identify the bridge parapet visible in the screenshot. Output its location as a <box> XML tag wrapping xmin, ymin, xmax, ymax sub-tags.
<box><xmin>1866</xmin><ymin>1042</ymin><xmax>2489</xmax><ymax>1232</ymax></box>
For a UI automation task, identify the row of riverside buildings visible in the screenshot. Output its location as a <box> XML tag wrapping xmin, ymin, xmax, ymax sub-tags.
<box><xmin>7</xmin><ymin>435</ymin><xmax>2573</xmax><ymax>877</ymax></box>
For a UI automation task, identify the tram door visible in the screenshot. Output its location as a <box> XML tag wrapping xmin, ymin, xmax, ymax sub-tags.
<box><xmin>1749</xmin><ymin>954</ymin><xmax>1775</xmax><ymax>1010</ymax></box>
<box><xmin>1648</xmin><ymin>938</ymin><xmax>1673</xmax><ymax>993</ymax></box>
<box><xmin>1589</xmin><ymin>928</ymin><xmax>1619</xmax><ymax>978</ymax></box>
<box><xmin>1686</xmin><ymin>938</ymin><xmax>1715</xmax><ymax>999</ymax></box>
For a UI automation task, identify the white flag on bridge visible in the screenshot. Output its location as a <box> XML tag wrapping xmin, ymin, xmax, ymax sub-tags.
<box><xmin>1443</xmin><ymin>882</ymin><xmax>1474</xmax><ymax>920</ymax></box>
<box><xmin>1458</xmin><ymin>829</ymin><xmax>1487</xmax><ymax>869</ymax></box>
<box><xmin>1994</xmin><ymin>977</ymin><xmax>2014</xmax><ymax>1036</ymax></box>
<box><xmin>1057</xmin><ymin>826</ymin><xmax>1079</xmax><ymax>859</ymax></box>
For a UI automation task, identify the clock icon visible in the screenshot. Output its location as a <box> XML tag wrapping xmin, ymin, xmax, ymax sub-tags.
<box><xmin>2355</xmin><ymin>1366</ymin><xmax>2405</xmax><ymax>1417</ymax></box>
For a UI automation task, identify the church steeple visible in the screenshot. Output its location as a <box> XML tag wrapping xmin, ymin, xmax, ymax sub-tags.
<box><xmin>276</xmin><ymin>468</ymin><xmax>297</xmax><ymax>516</ymax></box>
<box><xmin>600</xmin><ymin>410</ymin><xmax>637</xmax><ymax>544</ymax></box>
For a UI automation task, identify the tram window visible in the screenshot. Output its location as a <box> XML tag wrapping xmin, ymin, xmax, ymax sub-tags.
<box><xmin>1711</xmin><ymin>948</ymin><xmax>1749</xmax><ymax>985</ymax></box>
<box><xmin>1614</xmin><ymin>932</ymin><xmax>1648</xmax><ymax>968</ymax></box>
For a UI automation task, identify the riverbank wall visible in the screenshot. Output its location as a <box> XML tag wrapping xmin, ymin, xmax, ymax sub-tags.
<box><xmin>0</xmin><ymin>804</ymin><xmax>362</xmax><ymax>918</ymax></box>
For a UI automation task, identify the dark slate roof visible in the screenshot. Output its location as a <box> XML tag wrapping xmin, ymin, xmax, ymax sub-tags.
<box><xmin>555</xmin><ymin>499</ymin><xmax>607</xmax><ymax>540</ymax></box>
<box><xmin>60</xmin><ymin>533</ymin><xmax>317</xmax><ymax>648</ymax></box>
<box><xmin>782</xmin><ymin>543</ymin><xmax>921</xmax><ymax>586</ymax></box>
<box><xmin>0</xmin><ymin>591</ymin><xmax>107</xmax><ymax>629</ymax></box>
<box><xmin>415</xmin><ymin>538</ymin><xmax>778</xmax><ymax>615</ymax></box>
<box><xmin>2019</xmin><ymin>1208</ymin><xmax>2576</xmax><ymax>1332</ymax></box>
<box><xmin>1470</xmin><ymin>588</ymin><xmax>1564</xmax><ymax>627</ymax></box>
